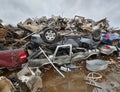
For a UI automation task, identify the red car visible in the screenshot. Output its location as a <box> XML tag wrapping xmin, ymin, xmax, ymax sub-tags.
<box><xmin>0</xmin><ymin>48</ymin><xmax>27</xmax><ymax>70</ymax></box>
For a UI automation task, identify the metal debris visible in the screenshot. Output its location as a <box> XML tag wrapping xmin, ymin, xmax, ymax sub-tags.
<box><xmin>86</xmin><ymin>59</ymin><xmax>109</xmax><ymax>72</ymax></box>
<box><xmin>0</xmin><ymin>15</ymin><xmax>120</xmax><ymax>92</ymax></box>
<box><xmin>17</xmin><ymin>66</ymin><xmax>43</xmax><ymax>92</ymax></box>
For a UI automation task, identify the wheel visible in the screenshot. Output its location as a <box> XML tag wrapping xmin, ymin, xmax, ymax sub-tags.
<box><xmin>43</xmin><ymin>28</ymin><xmax>58</xmax><ymax>43</ymax></box>
<box><xmin>112</xmin><ymin>39</ymin><xmax>119</xmax><ymax>46</ymax></box>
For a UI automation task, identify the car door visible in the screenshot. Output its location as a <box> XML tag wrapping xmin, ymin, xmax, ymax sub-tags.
<box><xmin>53</xmin><ymin>45</ymin><xmax>72</xmax><ymax>65</ymax></box>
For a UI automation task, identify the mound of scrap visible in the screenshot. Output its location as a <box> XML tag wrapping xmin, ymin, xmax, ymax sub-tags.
<box><xmin>0</xmin><ymin>15</ymin><xmax>119</xmax><ymax>48</ymax></box>
<box><xmin>0</xmin><ymin>16</ymin><xmax>120</xmax><ymax>92</ymax></box>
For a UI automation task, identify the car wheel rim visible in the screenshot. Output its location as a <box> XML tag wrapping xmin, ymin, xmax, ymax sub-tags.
<box><xmin>45</xmin><ymin>30</ymin><xmax>56</xmax><ymax>41</ymax></box>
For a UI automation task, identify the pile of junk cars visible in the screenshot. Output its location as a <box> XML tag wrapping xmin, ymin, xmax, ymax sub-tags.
<box><xmin>0</xmin><ymin>15</ymin><xmax>120</xmax><ymax>92</ymax></box>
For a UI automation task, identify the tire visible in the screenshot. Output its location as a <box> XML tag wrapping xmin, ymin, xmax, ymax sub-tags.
<box><xmin>43</xmin><ymin>28</ymin><xmax>58</xmax><ymax>43</ymax></box>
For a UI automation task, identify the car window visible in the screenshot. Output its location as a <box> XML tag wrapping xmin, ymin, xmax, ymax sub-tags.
<box><xmin>56</xmin><ymin>46</ymin><xmax>70</xmax><ymax>57</ymax></box>
<box><xmin>72</xmin><ymin>48</ymin><xmax>86</xmax><ymax>53</ymax></box>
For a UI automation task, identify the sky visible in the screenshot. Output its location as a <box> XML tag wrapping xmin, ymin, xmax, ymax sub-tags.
<box><xmin>0</xmin><ymin>0</ymin><xmax>120</xmax><ymax>27</ymax></box>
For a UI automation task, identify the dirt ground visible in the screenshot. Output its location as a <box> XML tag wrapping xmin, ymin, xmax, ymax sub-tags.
<box><xmin>41</xmin><ymin>62</ymin><xmax>120</xmax><ymax>92</ymax></box>
<box><xmin>41</xmin><ymin>68</ymin><xmax>92</xmax><ymax>92</ymax></box>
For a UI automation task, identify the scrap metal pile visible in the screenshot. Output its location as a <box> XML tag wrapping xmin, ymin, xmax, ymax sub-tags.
<box><xmin>0</xmin><ymin>15</ymin><xmax>120</xmax><ymax>92</ymax></box>
<box><xmin>0</xmin><ymin>15</ymin><xmax>118</xmax><ymax>47</ymax></box>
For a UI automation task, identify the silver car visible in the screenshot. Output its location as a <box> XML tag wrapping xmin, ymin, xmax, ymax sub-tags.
<box><xmin>28</xmin><ymin>44</ymin><xmax>99</xmax><ymax>67</ymax></box>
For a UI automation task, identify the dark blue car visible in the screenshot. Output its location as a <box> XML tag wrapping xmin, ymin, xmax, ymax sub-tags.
<box><xmin>101</xmin><ymin>32</ymin><xmax>120</xmax><ymax>46</ymax></box>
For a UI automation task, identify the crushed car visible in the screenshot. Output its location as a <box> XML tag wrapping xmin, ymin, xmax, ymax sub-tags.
<box><xmin>99</xmin><ymin>45</ymin><xmax>120</xmax><ymax>56</ymax></box>
<box><xmin>27</xmin><ymin>27</ymin><xmax>101</xmax><ymax>51</ymax></box>
<box><xmin>28</xmin><ymin>44</ymin><xmax>120</xmax><ymax>68</ymax></box>
<box><xmin>28</xmin><ymin>44</ymin><xmax>99</xmax><ymax>67</ymax></box>
<box><xmin>101</xmin><ymin>32</ymin><xmax>120</xmax><ymax>46</ymax></box>
<box><xmin>0</xmin><ymin>48</ymin><xmax>28</xmax><ymax>70</ymax></box>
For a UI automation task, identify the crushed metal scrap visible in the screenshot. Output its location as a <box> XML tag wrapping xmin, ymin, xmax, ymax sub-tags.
<box><xmin>0</xmin><ymin>15</ymin><xmax>120</xmax><ymax>92</ymax></box>
<box><xmin>17</xmin><ymin>66</ymin><xmax>43</xmax><ymax>92</ymax></box>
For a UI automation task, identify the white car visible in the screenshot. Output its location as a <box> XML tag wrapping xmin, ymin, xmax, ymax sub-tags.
<box><xmin>28</xmin><ymin>44</ymin><xmax>99</xmax><ymax>67</ymax></box>
<box><xmin>99</xmin><ymin>45</ymin><xmax>120</xmax><ymax>56</ymax></box>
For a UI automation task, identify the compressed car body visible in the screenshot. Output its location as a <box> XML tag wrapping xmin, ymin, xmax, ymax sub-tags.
<box><xmin>0</xmin><ymin>48</ymin><xmax>27</xmax><ymax>69</ymax></box>
<box><xmin>28</xmin><ymin>44</ymin><xmax>99</xmax><ymax>67</ymax></box>
<box><xmin>28</xmin><ymin>28</ymin><xmax>101</xmax><ymax>50</ymax></box>
<box><xmin>101</xmin><ymin>32</ymin><xmax>120</xmax><ymax>46</ymax></box>
<box><xmin>99</xmin><ymin>45</ymin><xmax>120</xmax><ymax>55</ymax></box>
